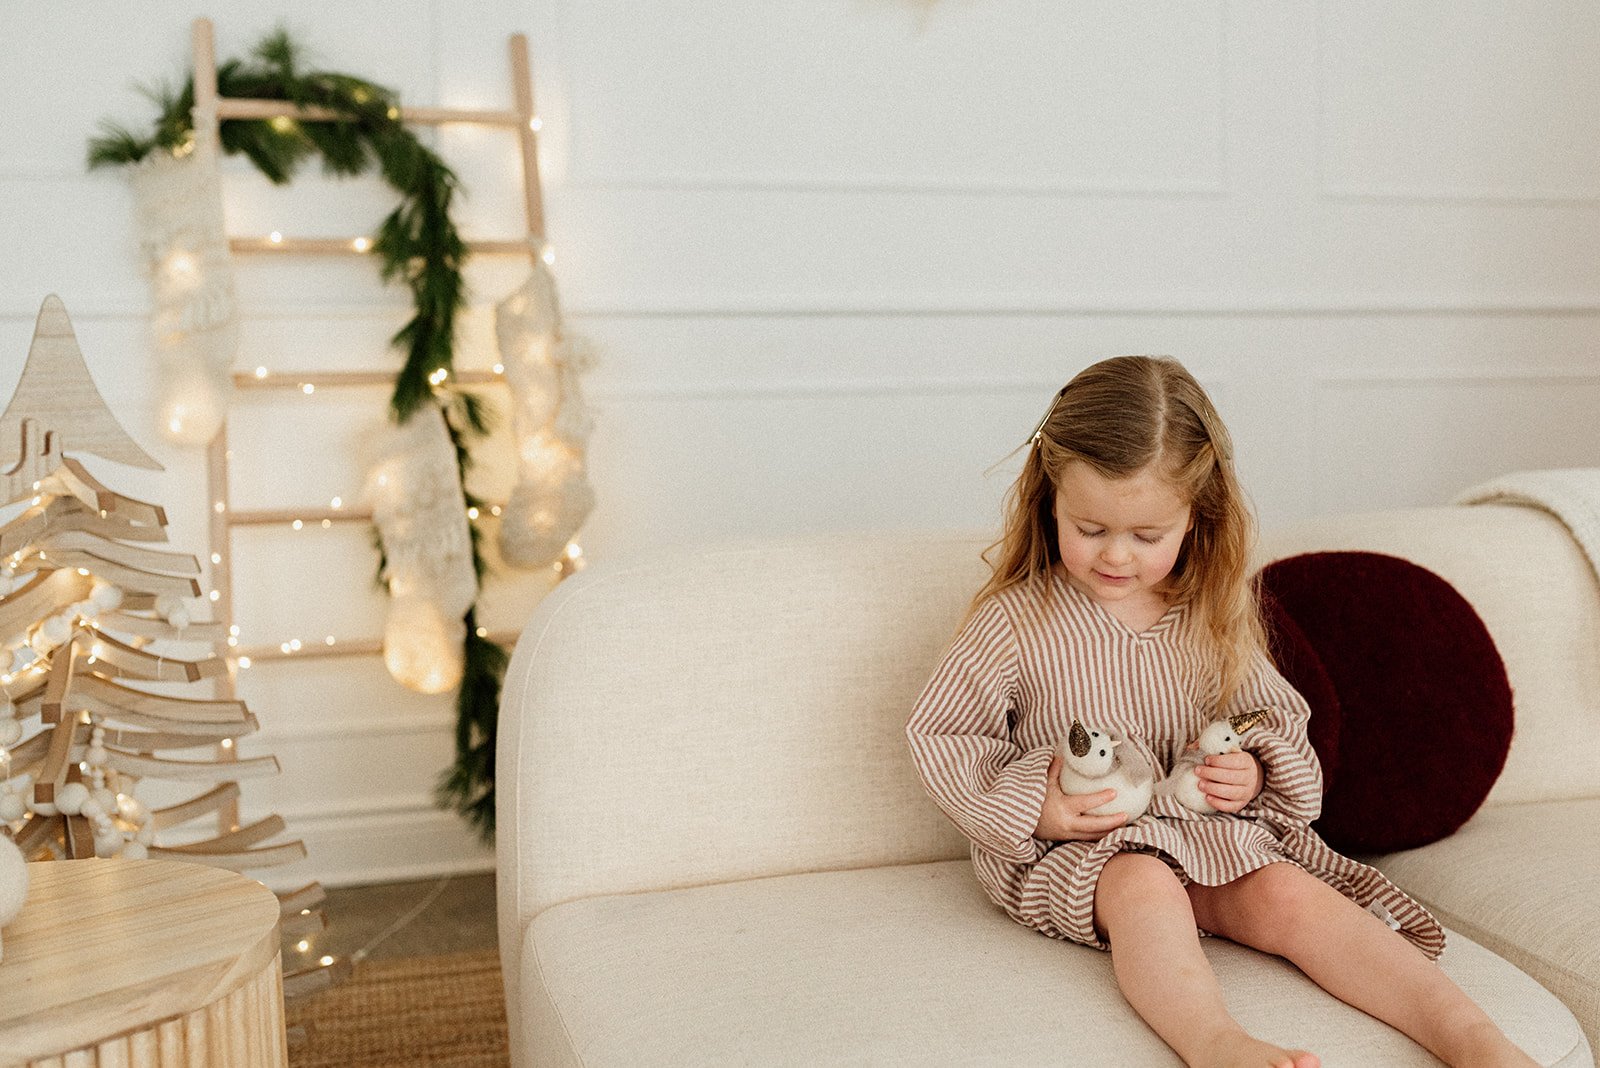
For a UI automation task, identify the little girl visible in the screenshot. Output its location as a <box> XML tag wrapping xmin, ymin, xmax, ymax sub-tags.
<box><xmin>905</xmin><ymin>356</ymin><xmax>1535</xmax><ymax>1068</ymax></box>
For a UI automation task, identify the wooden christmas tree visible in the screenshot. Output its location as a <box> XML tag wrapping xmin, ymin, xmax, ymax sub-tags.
<box><xmin>0</xmin><ymin>295</ymin><xmax>334</xmax><ymax>998</ymax></box>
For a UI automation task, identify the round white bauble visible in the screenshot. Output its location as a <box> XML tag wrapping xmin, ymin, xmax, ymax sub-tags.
<box><xmin>86</xmin><ymin>745</ymin><xmax>108</xmax><ymax>766</ymax></box>
<box><xmin>53</xmin><ymin>782</ymin><xmax>89</xmax><ymax>816</ymax></box>
<box><xmin>0</xmin><ymin>793</ymin><xmax>25</xmax><ymax>822</ymax></box>
<box><xmin>79</xmin><ymin>798</ymin><xmax>105</xmax><ymax>821</ymax></box>
<box><xmin>0</xmin><ymin>720</ymin><xmax>20</xmax><ymax>748</ymax></box>
<box><xmin>39</xmin><ymin>614</ymin><xmax>74</xmax><ymax>645</ymax></box>
<box><xmin>93</xmin><ymin>830</ymin><xmax>124</xmax><ymax>859</ymax></box>
<box><xmin>89</xmin><ymin>582</ymin><xmax>124</xmax><ymax>612</ymax></box>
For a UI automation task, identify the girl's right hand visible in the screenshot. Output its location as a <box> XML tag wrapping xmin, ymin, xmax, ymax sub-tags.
<box><xmin>1034</xmin><ymin>753</ymin><xmax>1130</xmax><ymax>841</ymax></box>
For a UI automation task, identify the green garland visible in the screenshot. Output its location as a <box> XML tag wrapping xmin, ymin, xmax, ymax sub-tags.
<box><xmin>89</xmin><ymin>29</ymin><xmax>504</xmax><ymax>841</ymax></box>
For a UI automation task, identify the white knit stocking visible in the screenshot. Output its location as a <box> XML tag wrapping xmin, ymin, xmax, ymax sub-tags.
<box><xmin>364</xmin><ymin>404</ymin><xmax>479</xmax><ymax>694</ymax></box>
<box><xmin>494</xmin><ymin>264</ymin><xmax>595</xmax><ymax>570</ymax></box>
<box><xmin>128</xmin><ymin>147</ymin><xmax>238</xmax><ymax>446</ymax></box>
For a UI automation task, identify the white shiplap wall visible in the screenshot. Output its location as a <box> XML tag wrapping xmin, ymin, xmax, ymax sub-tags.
<box><xmin>2</xmin><ymin>0</ymin><xmax>1598</xmax><ymax>887</ymax></box>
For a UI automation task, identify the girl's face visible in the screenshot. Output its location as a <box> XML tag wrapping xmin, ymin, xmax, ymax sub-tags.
<box><xmin>1052</xmin><ymin>461</ymin><xmax>1193</xmax><ymax>608</ymax></box>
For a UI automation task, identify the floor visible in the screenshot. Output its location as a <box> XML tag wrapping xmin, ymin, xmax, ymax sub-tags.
<box><xmin>298</xmin><ymin>871</ymin><xmax>500</xmax><ymax>965</ymax></box>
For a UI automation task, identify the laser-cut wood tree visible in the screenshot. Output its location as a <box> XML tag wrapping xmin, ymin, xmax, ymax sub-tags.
<box><xmin>0</xmin><ymin>295</ymin><xmax>334</xmax><ymax>997</ymax></box>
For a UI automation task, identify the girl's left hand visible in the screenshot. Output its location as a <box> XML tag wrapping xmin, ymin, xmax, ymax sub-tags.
<box><xmin>1195</xmin><ymin>751</ymin><xmax>1263</xmax><ymax>814</ymax></box>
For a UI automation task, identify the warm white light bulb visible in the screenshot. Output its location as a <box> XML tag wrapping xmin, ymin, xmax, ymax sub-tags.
<box><xmin>268</xmin><ymin>231</ymin><xmax>284</xmax><ymax>245</ymax></box>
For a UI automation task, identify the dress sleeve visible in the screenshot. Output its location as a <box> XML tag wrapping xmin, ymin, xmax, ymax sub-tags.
<box><xmin>1223</xmin><ymin>648</ymin><xmax>1325</xmax><ymax>824</ymax></box>
<box><xmin>905</xmin><ymin>596</ymin><xmax>1053</xmax><ymax>865</ymax></box>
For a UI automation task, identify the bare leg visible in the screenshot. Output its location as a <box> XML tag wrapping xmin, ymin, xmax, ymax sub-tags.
<box><xmin>1187</xmin><ymin>864</ymin><xmax>1535</xmax><ymax>1068</ymax></box>
<box><xmin>1094</xmin><ymin>853</ymin><xmax>1319</xmax><ymax>1068</ymax></box>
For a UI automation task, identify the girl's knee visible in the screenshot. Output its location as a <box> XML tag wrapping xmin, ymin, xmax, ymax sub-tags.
<box><xmin>1212</xmin><ymin>863</ymin><xmax>1329</xmax><ymax>952</ymax></box>
<box><xmin>1094</xmin><ymin>852</ymin><xmax>1187</xmax><ymax>932</ymax></box>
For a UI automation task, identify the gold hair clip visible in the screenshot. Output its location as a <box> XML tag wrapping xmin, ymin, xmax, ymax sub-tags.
<box><xmin>1029</xmin><ymin>386</ymin><xmax>1067</xmax><ymax>447</ymax></box>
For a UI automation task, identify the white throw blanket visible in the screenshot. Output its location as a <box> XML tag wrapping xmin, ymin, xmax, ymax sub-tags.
<box><xmin>1456</xmin><ymin>468</ymin><xmax>1600</xmax><ymax>583</ymax></box>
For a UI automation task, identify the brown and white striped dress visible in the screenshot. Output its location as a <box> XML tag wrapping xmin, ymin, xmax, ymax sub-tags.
<box><xmin>905</xmin><ymin>565</ymin><xmax>1445</xmax><ymax>959</ymax></box>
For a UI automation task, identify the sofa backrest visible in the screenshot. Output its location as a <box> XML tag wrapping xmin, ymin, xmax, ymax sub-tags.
<box><xmin>499</xmin><ymin>505</ymin><xmax>1600</xmax><ymax>926</ymax></box>
<box><xmin>497</xmin><ymin>531</ymin><xmax>987</xmax><ymax>920</ymax></box>
<box><xmin>1258</xmin><ymin>503</ymin><xmax>1600</xmax><ymax>810</ymax></box>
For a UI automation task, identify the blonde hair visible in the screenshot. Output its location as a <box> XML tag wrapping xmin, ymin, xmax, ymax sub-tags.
<box><xmin>974</xmin><ymin>355</ymin><xmax>1268</xmax><ymax>708</ymax></box>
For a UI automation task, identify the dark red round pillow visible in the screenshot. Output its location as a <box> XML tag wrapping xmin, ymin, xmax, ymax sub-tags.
<box><xmin>1256</xmin><ymin>551</ymin><xmax>1513</xmax><ymax>854</ymax></box>
<box><xmin>1257</xmin><ymin>587</ymin><xmax>1343</xmax><ymax>791</ymax></box>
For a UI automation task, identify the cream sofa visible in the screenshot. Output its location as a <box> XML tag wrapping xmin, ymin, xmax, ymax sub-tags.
<box><xmin>497</xmin><ymin>505</ymin><xmax>1597</xmax><ymax>1066</ymax></box>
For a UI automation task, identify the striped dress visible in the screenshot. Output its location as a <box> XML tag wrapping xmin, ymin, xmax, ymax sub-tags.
<box><xmin>905</xmin><ymin>565</ymin><xmax>1445</xmax><ymax>959</ymax></box>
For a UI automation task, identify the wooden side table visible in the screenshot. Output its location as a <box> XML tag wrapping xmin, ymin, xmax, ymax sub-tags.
<box><xmin>0</xmin><ymin>858</ymin><xmax>285</xmax><ymax>1067</ymax></box>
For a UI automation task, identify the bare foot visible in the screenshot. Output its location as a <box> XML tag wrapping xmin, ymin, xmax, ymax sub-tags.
<box><xmin>1188</xmin><ymin>1029</ymin><xmax>1320</xmax><ymax>1068</ymax></box>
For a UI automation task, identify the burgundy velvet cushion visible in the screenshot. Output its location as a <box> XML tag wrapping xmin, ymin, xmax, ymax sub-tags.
<box><xmin>1256</xmin><ymin>551</ymin><xmax>1513</xmax><ymax>854</ymax></box>
<box><xmin>1258</xmin><ymin>588</ymin><xmax>1343</xmax><ymax>791</ymax></box>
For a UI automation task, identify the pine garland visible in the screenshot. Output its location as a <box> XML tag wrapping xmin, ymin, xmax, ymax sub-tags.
<box><xmin>88</xmin><ymin>29</ymin><xmax>505</xmax><ymax>840</ymax></box>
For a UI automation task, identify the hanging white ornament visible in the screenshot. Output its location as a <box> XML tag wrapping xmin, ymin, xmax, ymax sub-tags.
<box><xmin>363</xmin><ymin>404</ymin><xmax>478</xmax><ymax>694</ymax></box>
<box><xmin>129</xmin><ymin>144</ymin><xmax>238</xmax><ymax>446</ymax></box>
<box><xmin>93</xmin><ymin>828</ymin><xmax>124</xmax><ymax>859</ymax></box>
<box><xmin>494</xmin><ymin>263</ymin><xmax>596</xmax><ymax>570</ymax></box>
<box><xmin>88</xmin><ymin>581</ymin><xmax>124</xmax><ymax>613</ymax></box>
<box><xmin>0</xmin><ymin>793</ymin><xmax>25</xmax><ymax>823</ymax></box>
<box><xmin>53</xmin><ymin>782</ymin><xmax>88</xmax><ymax>816</ymax></box>
<box><xmin>0</xmin><ymin>834</ymin><xmax>26</xmax><ymax>962</ymax></box>
<box><xmin>153</xmin><ymin>594</ymin><xmax>191</xmax><ymax>631</ymax></box>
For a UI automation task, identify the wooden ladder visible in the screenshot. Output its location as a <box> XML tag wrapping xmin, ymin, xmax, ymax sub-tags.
<box><xmin>186</xmin><ymin>16</ymin><xmax>543</xmax><ymax>996</ymax></box>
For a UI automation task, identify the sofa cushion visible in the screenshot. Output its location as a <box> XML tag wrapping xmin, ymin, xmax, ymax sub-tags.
<box><xmin>523</xmin><ymin>861</ymin><xmax>1589</xmax><ymax>1067</ymax></box>
<box><xmin>1259</xmin><ymin>586</ymin><xmax>1344</xmax><ymax>789</ymax></box>
<box><xmin>1373</xmin><ymin>799</ymin><xmax>1600</xmax><ymax>1053</ymax></box>
<box><xmin>1257</xmin><ymin>551</ymin><xmax>1514</xmax><ymax>854</ymax></box>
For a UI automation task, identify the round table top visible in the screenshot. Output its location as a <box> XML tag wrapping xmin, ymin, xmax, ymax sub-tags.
<box><xmin>0</xmin><ymin>858</ymin><xmax>281</xmax><ymax>1060</ymax></box>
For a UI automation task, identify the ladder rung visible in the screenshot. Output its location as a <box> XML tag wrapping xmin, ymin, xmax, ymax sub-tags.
<box><xmin>234</xmin><ymin>629</ymin><xmax>519</xmax><ymax>664</ymax></box>
<box><xmin>226</xmin><ymin>502</ymin><xmax>504</xmax><ymax>527</ymax></box>
<box><xmin>233</xmin><ymin>370</ymin><xmax>506</xmax><ymax>389</ymax></box>
<box><xmin>229</xmin><ymin>236</ymin><xmax>534</xmax><ymax>256</ymax></box>
<box><xmin>215</xmin><ymin>97</ymin><xmax>524</xmax><ymax>128</ymax></box>
<box><xmin>226</xmin><ymin>509</ymin><xmax>372</xmax><ymax>527</ymax></box>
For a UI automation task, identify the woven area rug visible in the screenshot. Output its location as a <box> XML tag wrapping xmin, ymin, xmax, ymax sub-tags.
<box><xmin>288</xmin><ymin>949</ymin><xmax>509</xmax><ymax>1066</ymax></box>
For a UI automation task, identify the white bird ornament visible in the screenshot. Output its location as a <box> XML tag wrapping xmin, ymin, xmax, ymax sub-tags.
<box><xmin>1055</xmin><ymin>720</ymin><xmax>1154</xmax><ymax>824</ymax></box>
<box><xmin>1159</xmin><ymin>707</ymin><xmax>1273</xmax><ymax>815</ymax></box>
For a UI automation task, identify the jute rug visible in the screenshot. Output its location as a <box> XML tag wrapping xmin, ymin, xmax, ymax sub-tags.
<box><xmin>288</xmin><ymin>948</ymin><xmax>510</xmax><ymax>1067</ymax></box>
